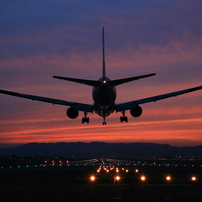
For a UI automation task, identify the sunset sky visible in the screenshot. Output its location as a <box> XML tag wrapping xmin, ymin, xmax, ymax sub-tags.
<box><xmin>0</xmin><ymin>0</ymin><xmax>202</xmax><ymax>148</ymax></box>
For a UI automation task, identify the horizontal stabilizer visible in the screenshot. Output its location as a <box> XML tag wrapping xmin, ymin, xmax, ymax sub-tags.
<box><xmin>110</xmin><ymin>73</ymin><xmax>156</xmax><ymax>86</ymax></box>
<box><xmin>53</xmin><ymin>76</ymin><xmax>99</xmax><ymax>87</ymax></box>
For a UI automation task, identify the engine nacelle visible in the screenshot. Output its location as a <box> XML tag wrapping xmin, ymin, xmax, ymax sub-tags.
<box><xmin>130</xmin><ymin>105</ymin><xmax>142</xmax><ymax>117</ymax></box>
<box><xmin>66</xmin><ymin>107</ymin><xmax>79</xmax><ymax>119</ymax></box>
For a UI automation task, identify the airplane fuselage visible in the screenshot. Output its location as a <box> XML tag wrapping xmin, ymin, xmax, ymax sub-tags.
<box><xmin>92</xmin><ymin>77</ymin><xmax>116</xmax><ymax>118</ymax></box>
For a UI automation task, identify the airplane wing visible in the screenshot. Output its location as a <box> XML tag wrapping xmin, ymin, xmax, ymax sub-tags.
<box><xmin>0</xmin><ymin>89</ymin><xmax>94</xmax><ymax>112</ymax></box>
<box><xmin>116</xmin><ymin>85</ymin><xmax>202</xmax><ymax>112</ymax></box>
<box><xmin>110</xmin><ymin>73</ymin><xmax>156</xmax><ymax>86</ymax></box>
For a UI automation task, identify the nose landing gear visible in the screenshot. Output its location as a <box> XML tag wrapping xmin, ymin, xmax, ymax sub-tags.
<box><xmin>103</xmin><ymin>117</ymin><xmax>107</xmax><ymax>125</ymax></box>
<box><xmin>120</xmin><ymin>111</ymin><xmax>128</xmax><ymax>123</ymax></box>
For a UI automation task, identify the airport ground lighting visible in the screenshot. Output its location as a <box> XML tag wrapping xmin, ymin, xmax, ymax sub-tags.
<box><xmin>166</xmin><ymin>176</ymin><xmax>171</xmax><ymax>182</ymax></box>
<box><xmin>191</xmin><ymin>176</ymin><xmax>197</xmax><ymax>182</ymax></box>
<box><xmin>114</xmin><ymin>175</ymin><xmax>121</xmax><ymax>182</ymax></box>
<box><xmin>140</xmin><ymin>175</ymin><xmax>146</xmax><ymax>182</ymax></box>
<box><xmin>90</xmin><ymin>175</ymin><xmax>96</xmax><ymax>182</ymax></box>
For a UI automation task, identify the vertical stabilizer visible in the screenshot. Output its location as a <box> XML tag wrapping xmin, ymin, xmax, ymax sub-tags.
<box><xmin>102</xmin><ymin>27</ymin><xmax>106</xmax><ymax>77</ymax></box>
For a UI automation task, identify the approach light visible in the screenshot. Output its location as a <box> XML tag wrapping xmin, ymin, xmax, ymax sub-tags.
<box><xmin>90</xmin><ymin>175</ymin><xmax>96</xmax><ymax>182</ymax></box>
<box><xmin>140</xmin><ymin>175</ymin><xmax>146</xmax><ymax>182</ymax></box>
<box><xmin>191</xmin><ymin>176</ymin><xmax>197</xmax><ymax>181</ymax></box>
<box><xmin>166</xmin><ymin>176</ymin><xmax>171</xmax><ymax>181</ymax></box>
<box><xmin>135</xmin><ymin>169</ymin><xmax>139</xmax><ymax>173</ymax></box>
<box><xmin>115</xmin><ymin>176</ymin><xmax>121</xmax><ymax>181</ymax></box>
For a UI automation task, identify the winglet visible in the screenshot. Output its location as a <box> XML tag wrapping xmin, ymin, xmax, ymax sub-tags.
<box><xmin>102</xmin><ymin>27</ymin><xmax>106</xmax><ymax>77</ymax></box>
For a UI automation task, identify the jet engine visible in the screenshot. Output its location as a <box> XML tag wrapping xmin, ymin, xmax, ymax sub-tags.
<box><xmin>130</xmin><ymin>105</ymin><xmax>142</xmax><ymax>117</ymax></box>
<box><xmin>66</xmin><ymin>107</ymin><xmax>79</xmax><ymax>119</ymax></box>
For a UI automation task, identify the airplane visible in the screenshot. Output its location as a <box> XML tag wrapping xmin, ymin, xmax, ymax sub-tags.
<box><xmin>0</xmin><ymin>28</ymin><xmax>202</xmax><ymax>125</ymax></box>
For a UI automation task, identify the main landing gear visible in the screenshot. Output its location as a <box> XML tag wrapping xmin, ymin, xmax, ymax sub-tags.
<box><xmin>120</xmin><ymin>111</ymin><xmax>128</xmax><ymax>123</ymax></box>
<box><xmin>82</xmin><ymin>112</ymin><xmax>89</xmax><ymax>124</ymax></box>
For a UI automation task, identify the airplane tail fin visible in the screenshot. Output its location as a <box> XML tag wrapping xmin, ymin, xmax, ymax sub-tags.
<box><xmin>52</xmin><ymin>28</ymin><xmax>107</xmax><ymax>87</ymax></box>
<box><xmin>102</xmin><ymin>27</ymin><xmax>106</xmax><ymax>78</ymax></box>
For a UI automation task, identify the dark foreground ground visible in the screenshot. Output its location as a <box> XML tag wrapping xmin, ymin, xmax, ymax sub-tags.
<box><xmin>0</xmin><ymin>165</ymin><xmax>202</xmax><ymax>202</ymax></box>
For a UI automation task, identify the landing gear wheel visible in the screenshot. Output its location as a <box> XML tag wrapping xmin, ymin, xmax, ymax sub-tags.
<box><xmin>120</xmin><ymin>111</ymin><xmax>128</xmax><ymax>123</ymax></box>
<box><xmin>82</xmin><ymin>117</ymin><xmax>89</xmax><ymax>124</ymax></box>
<box><xmin>82</xmin><ymin>112</ymin><xmax>89</xmax><ymax>124</ymax></box>
<box><xmin>123</xmin><ymin>116</ymin><xmax>128</xmax><ymax>122</ymax></box>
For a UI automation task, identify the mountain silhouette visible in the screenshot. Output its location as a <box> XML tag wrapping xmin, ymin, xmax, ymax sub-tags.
<box><xmin>0</xmin><ymin>142</ymin><xmax>202</xmax><ymax>158</ymax></box>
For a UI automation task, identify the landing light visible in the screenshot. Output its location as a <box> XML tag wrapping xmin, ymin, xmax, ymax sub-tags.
<box><xmin>103</xmin><ymin>80</ymin><xmax>106</xmax><ymax>84</ymax></box>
